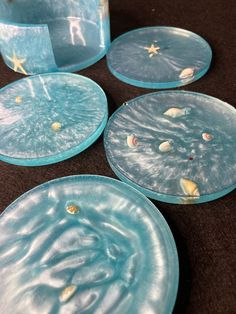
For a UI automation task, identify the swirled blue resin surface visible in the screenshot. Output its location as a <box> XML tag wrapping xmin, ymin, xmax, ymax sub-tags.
<box><xmin>107</xmin><ymin>27</ymin><xmax>212</xmax><ymax>89</ymax></box>
<box><xmin>0</xmin><ymin>0</ymin><xmax>110</xmax><ymax>74</ymax></box>
<box><xmin>104</xmin><ymin>91</ymin><xmax>236</xmax><ymax>204</ymax></box>
<box><xmin>0</xmin><ymin>73</ymin><xmax>108</xmax><ymax>166</ymax></box>
<box><xmin>0</xmin><ymin>175</ymin><xmax>178</xmax><ymax>314</ymax></box>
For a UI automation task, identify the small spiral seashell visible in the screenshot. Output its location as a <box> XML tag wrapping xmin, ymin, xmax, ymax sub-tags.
<box><xmin>180</xmin><ymin>178</ymin><xmax>200</xmax><ymax>197</ymax></box>
<box><xmin>59</xmin><ymin>285</ymin><xmax>77</xmax><ymax>303</ymax></box>
<box><xmin>51</xmin><ymin>122</ymin><xmax>62</xmax><ymax>132</ymax></box>
<box><xmin>164</xmin><ymin>107</ymin><xmax>190</xmax><ymax>118</ymax></box>
<box><xmin>15</xmin><ymin>96</ymin><xmax>22</xmax><ymax>104</ymax></box>
<box><xmin>127</xmin><ymin>134</ymin><xmax>138</xmax><ymax>148</ymax></box>
<box><xmin>66</xmin><ymin>204</ymin><xmax>79</xmax><ymax>214</ymax></box>
<box><xmin>159</xmin><ymin>140</ymin><xmax>173</xmax><ymax>153</ymax></box>
<box><xmin>202</xmin><ymin>132</ymin><xmax>213</xmax><ymax>142</ymax></box>
<box><xmin>179</xmin><ymin>67</ymin><xmax>194</xmax><ymax>79</ymax></box>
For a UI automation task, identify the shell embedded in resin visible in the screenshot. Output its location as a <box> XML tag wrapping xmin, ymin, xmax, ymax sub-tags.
<box><xmin>59</xmin><ymin>285</ymin><xmax>77</xmax><ymax>303</ymax></box>
<box><xmin>164</xmin><ymin>107</ymin><xmax>190</xmax><ymax>118</ymax></box>
<box><xmin>66</xmin><ymin>204</ymin><xmax>79</xmax><ymax>214</ymax></box>
<box><xmin>127</xmin><ymin>134</ymin><xmax>138</xmax><ymax>148</ymax></box>
<box><xmin>51</xmin><ymin>122</ymin><xmax>62</xmax><ymax>132</ymax></box>
<box><xmin>202</xmin><ymin>132</ymin><xmax>213</xmax><ymax>142</ymax></box>
<box><xmin>179</xmin><ymin>67</ymin><xmax>194</xmax><ymax>79</ymax></box>
<box><xmin>159</xmin><ymin>140</ymin><xmax>173</xmax><ymax>153</ymax></box>
<box><xmin>180</xmin><ymin>178</ymin><xmax>200</xmax><ymax>197</ymax></box>
<box><xmin>15</xmin><ymin>96</ymin><xmax>22</xmax><ymax>104</ymax></box>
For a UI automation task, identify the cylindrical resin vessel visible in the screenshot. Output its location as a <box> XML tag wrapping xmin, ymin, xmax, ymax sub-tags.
<box><xmin>0</xmin><ymin>0</ymin><xmax>110</xmax><ymax>75</ymax></box>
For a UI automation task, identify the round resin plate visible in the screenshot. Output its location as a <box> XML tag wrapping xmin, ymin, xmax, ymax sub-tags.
<box><xmin>0</xmin><ymin>73</ymin><xmax>108</xmax><ymax>166</ymax></box>
<box><xmin>0</xmin><ymin>175</ymin><xmax>178</xmax><ymax>314</ymax></box>
<box><xmin>104</xmin><ymin>91</ymin><xmax>236</xmax><ymax>204</ymax></box>
<box><xmin>107</xmin><ymin>27</ymin><xmax>212</xmax><ymax>89</ymax></box>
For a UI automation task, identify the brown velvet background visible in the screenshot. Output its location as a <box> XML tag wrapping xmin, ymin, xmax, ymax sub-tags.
<box><xmin>0</xmin><ymin>0</ymin><xmax>235</xmax><ymax>313</ymax></box>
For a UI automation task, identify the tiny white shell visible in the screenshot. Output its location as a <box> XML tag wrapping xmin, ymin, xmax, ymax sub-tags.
<box><xmin>164</xmin><ymin>107</ymin><xmax>190</xmax><ymax>118</ymax></box>
<box><xmin>180</xmin><ymin>178</ymin><xmax>200</xmax><ymax>197</ymax></box>
<box><xmin>202</xmin><ymin>132</ymin><xmax>213</xmax><ymax>142</ymax></box>
<box><xmin>59</xmin><ymin>285</ymin><xmax>77</xmax><ymax>303</ymax></box>
<box><xmin>179</xmin><ymin>67</ymin><xmax>194</xmax><ymax>79</ymax></box>
<box><xmin>159</xmin><ymin>140</ymin><xmax>173</xmax><ymax>153</ymax></box>
<box><xmin>127</xmin><ymin>134</ymin><xmax>138</xmax><ymax>148</ymax></box>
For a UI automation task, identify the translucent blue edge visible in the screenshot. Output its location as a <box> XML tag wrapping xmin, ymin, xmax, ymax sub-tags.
<box><xmin>0</xmin><ymin>73</ymin><xmax>108</xmax><ymax>166</ymax></box>
<box><xmin>1</xmin><ymin>174</ymin><xmax>179</xmax><ymax>314</ymax></box>
<box><xmin>0</xmin><ymin>19</ymin><xmax>109</xmax><ymax>74</ymax></box>
<box><xmin>107</xmin><ymin>26</ymin><xmax>212</xmax><ymax>89</ymax></box>
<box><xmin>104</xmin><ymin>90</ymin><xmax>236</xmax><ymax>204</ymax></box>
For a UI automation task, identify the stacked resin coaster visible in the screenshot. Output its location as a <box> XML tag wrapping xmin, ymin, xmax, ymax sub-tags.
<box><xmin>0</xmin><ymin>73</ymin><xmax>108</xmax><ymax>166</ymax></box>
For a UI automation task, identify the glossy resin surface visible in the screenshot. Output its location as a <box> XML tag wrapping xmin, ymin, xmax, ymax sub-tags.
<box><xmin>107</xmin><ymin>27</ymin><xmax>212</xmax><ymax>89</ymax></box>
<box><xmin>104</xmin><ymin>91</ymin><xmax>236</xmax><ymax>204</ymax></box>
<box><xmin>0</xmin><ymin>73</ymin><xmax>108</xmax><ymax>166</ymax></box>
<box><xmin>0</xmin><ymin>175</ymin><xmax>178</xmax><ymax>314</ymax></box>
<box><xmin>0</xmin><ymin>0</ymin><xmax>110</xmax><ymax>74</ymax></box>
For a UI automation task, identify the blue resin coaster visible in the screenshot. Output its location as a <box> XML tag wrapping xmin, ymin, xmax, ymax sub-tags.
<box><xmin>0</xmin><ymin>73</ymin><xmax>108</xmax><ymax>166</ymax></box>
<box><xmin>104</xmin><ymin>91</ymin><xmax>236</xmax><ymax>204</ymax></box>
<box><xmin>107</xmin><ymin>27</ymin><xmax>212</xmax><ymax>89</ymax></box>
<box><xmin>0</xmin><ymin>175</ymin><xmax>178</xmax><ymax>314</ymax></box>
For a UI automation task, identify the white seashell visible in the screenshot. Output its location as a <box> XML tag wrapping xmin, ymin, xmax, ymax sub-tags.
<box><xmin>127</xmin><ymin>134</ymin><xmax>138</xmax><ymax>148</ymax></box>
<box><xmin>59</xmin><ymin>285</ymin><xmax>77</xmax><ymax>303</ymax></box>
<box><xmin>180</xmin><ymin>178</ymin><xmax>200</xmax><ymax>197</ymax></box>
<box><xmin>164</xmin><ymin>107</ymin><xmax>190</xmax><ymax>118</ymax></box>
<box><xmin>179</xmin><ymin>67</ymin><xmax>194</xmax><ymax>79</ymax></box>
<box><xmin>159</xmin><ymin>140</ymin><xmax>173</xmax><ymax>153</ymax></box>
<box><xmin>202</xmin><ymin>132</ymin><xmax>213</xmax><ymax>142</ymax></box>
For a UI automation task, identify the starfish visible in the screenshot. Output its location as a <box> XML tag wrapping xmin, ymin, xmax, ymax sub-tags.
<box><xmin>144</xmin><ymin>44</ymin><xmax>160</xmax><ymax>58</ymax></box>
<box><xmin>6</xmin><ymin>51</ymin><xmax>27</xmax><ymax>75</ymax></box>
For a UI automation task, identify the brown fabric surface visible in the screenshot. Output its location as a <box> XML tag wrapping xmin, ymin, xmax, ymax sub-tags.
<box><xmin>0</xmin><ymin>0</ymin><xmax>235</xmax><ymax>313</ymax></box>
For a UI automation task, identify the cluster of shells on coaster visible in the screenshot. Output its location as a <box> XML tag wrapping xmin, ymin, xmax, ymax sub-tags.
<box><xmin>124</xmin><ymin>106</ymin><xmax>216</xmax><ymax>202</ymax></box>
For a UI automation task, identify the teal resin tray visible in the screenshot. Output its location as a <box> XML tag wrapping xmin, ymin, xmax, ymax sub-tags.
<box><xmin>0</xmin><ymin>73</ymin><xmax>108</xmax><ymax>166</ymax></box>
<box><xmin>107</xmin><ymin>27</ymin><xmax>212</xmax><ymax>89</ymax></box>
<box><xmin>0</xmin><ymin>175</ymin><xmax>179</xmax><ymax>314</ymax></box>
<box><xmin>104</xmin><ymin>91</ymin><xmax>236</xmax><ymax>204</ymax></box>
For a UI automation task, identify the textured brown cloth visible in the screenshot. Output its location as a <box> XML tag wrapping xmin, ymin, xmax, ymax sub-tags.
<box><xmin>0</xmin><ymin>0</ymin><xmax>235</xmax><ymax>313</ymax></box>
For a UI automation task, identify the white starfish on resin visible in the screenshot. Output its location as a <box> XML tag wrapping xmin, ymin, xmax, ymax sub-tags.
<box><xmin>144</xmin><ymin>44</ymin><xmax>160</xmax><ymax>58</ymax></box>
<box><xmin>6</xmin><ymin>51</ymin><xmax>27</xmax><ymax>75</ymax></box>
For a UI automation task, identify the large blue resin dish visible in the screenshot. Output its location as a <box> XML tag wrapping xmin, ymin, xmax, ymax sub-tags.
<box><xmin>104</xmin><ymin>91</ymin><xmax>236</xmax><ymax>204</ymax></box>
<box><xmin>0</xmin><ymin>73</ymin><xmax>108</xmax><ymax>166</ymax></box>
<box><xmin>107</xmin><ymin>27</ymin><xmax>212</xmax><ymax>89</ymax></box>
<box><xmin>0</xmin><ymin>175</ymin><xmax>179</xmax><ymax>314</ymax></box>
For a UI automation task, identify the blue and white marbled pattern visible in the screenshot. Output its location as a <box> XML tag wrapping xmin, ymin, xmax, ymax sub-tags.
<box><xmin>104</xmin><ymin>91</ymin><xmax>236</xmax><ymax>203</ymax></box>
<box><xmin>0</xmin><ymin>0</ymin><xmax>110</xmax><ymax>74</ymax></box>
<box><xmin>0</xmin><ymin>73</ymin><xmax>108</xmax><ymax>166</ymax></box>
<box><xmin>0</xmin><ymin>175</ymin><xmax>178</xmax><ymax>314</ymax></box>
